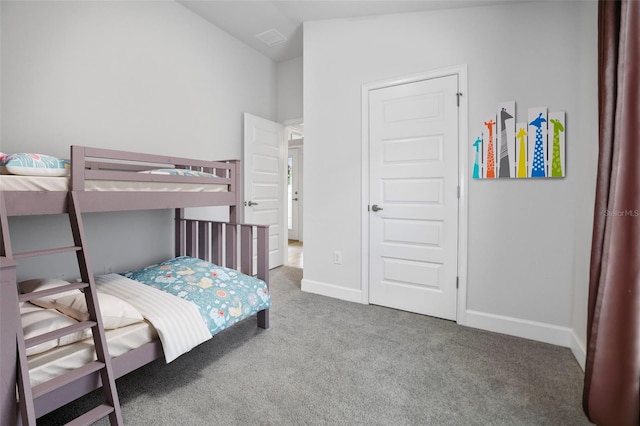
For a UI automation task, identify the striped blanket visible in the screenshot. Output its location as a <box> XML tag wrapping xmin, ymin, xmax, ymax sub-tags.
<box><xmin>94</xmin><ymin>274</ymin><xmax>212</xmax><ymax>363</ymax></box>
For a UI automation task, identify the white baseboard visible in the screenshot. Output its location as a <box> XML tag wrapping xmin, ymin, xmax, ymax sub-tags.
<box><xmin>301</xmin><ymin>278</ymin><xmax>364</xmax><ymax>304</ymax></box>
<box><xmin>465</xmin><ymin>310</ymin><xmax>573</xmax><ymax>348</ymax></box>
<box><xmin>570</xmin><ymin>329</ymin><xmax>586</xmax><ymax>370</ymax></box>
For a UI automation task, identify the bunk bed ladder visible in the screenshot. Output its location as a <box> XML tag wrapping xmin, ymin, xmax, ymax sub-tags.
<box><xmin>9</xmin><ymin>192</ymin><xmax>124</xmax><ymax>425</ymax></box>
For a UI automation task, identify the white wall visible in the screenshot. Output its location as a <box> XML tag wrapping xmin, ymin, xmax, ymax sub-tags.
<box><xmin>1</xmin><ymin>0</ymin><xmax>277</xmax><ymax>280</ymax></box>
<box><xmin>302</xmin><ymin>1</ymin><xmax>598</xmax><ymax>350</ymax></box>
<box><xmin>569</xmin><ymin>2</ymin><xmax>599</xmax><ymax>369</ymax></box>
<box><xmin>277</xmin><ymin>56</ymin><xmax>303</xmax><ymax>123</ymax></box>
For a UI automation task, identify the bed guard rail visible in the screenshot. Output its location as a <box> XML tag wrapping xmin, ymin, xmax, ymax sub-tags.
<box><xmin>71</xmin><ymin>145</ymin><xmax>238</xmax><ymax>194</ymax></box>
<box><xmin>174</xmin><ymin>216</ymin><xmax>270</xmax><ymax>286</ymax></box>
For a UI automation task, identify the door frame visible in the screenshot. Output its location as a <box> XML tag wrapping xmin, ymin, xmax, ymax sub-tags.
<box><xmin>360</xmin><ymin>65</ymin><xmax>469</xmax><ymax>325</ymax></box>
<box><xmin>286</xmin><ymin>123</ymin><xmax>304</xmax><ymax>243</ymax></box>
<box><xmin>287</xmin><ymin>145</ymin><xmax>303</xmax><ymax>241</ymax></box>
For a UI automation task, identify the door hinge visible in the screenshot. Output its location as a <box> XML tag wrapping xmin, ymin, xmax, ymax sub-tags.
<box><xmin>456</xmin><ymin>92</ymin><xmax>462</xmax><ymax>107</ymax></box>
<box><xmin>457</xmin><ymin>185</ymin><xmax>460</xmax><ymax>199</ymax></box>
<box><xmin>456</xmin><ymin>276</ymin><xmax>459</xmax><ymax>289</ymax></box>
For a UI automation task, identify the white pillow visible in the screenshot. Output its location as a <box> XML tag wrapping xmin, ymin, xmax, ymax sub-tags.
<box><xmin>20</xmin><ymin>303</ymin><xmax>91</xmax><ymax>356</ymax></box>
<box><xmin>53</xmin><ymin>292</ymin><xmax>144</xmax><ymax>329</ymax></box>
<box><xmin>19</xmin><ymin>278</ymin><xmax>82</xmax><ymax>309</ymax></box>
<box><xmin>19</xmin><ymin>301</ymin><xmax>44</xmax><ymax>314</ymax></box>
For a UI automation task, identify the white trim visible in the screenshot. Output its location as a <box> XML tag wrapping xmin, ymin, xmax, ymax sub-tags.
<box><xmin>570</xmin><ymin>330</ymin><xmax>586</xmax><ymax>370</ymax></box>
<box><xmin>282</xmin><ymin>117</ymin><xmax>303</xmax><ymax>127</ymax></box>
<box><xmin>455</xmin><ymin>66</ymin><xmax>469</xmax><ymax>326</ymax></box>
<box><xmin>301</xmin><ymin>279</ymin><xmax>364</xmax><ymax>304</ymax></box>
<box><xmin>361</xmin><ymin>83</ymin><xmax>371</xmax><ymax>305</ymax></box>
<box><xmin>283</xmin><ymin>117</ymin><xmax>304</xmax><ymax>137</ymax></box>
<box><xmin>360</xmin><ymin>65</ymin><xmax>469</xmax><ymax>321</ymax></box>
<box><xmin>465</xmin><ymin>310</ymin><xmax>574</xmax><ymax>348</ymax></box>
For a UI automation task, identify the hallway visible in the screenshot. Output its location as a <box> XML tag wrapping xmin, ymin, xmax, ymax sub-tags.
<box><xmin>286</xmin><ymin>240</ymin><xmax>303</xmax><ymax>268</ymax></box>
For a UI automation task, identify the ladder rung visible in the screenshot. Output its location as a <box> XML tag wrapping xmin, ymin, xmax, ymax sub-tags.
<box><xmin>19</xmin><ymin>281</ymin><xmax>88</xmax><ymax>303</ymax></box>
<box><xmin>25</xmin><ymin>321</ymin><xmax>96</xmax><ymax>349</ymax></box>
<box><xmin>14</xmin><ymin>245</ymin><xmax>82</xmax><ymax>259</ymax></box>
<box><xmin>32</xmin><ymin>361</ymin><xmax>106</xmax><ymax>399</ymax></box>
<box><xmin>65</xmin><ymin>404</ymin><xmax>114</xmax><ymax>426</ymax></box>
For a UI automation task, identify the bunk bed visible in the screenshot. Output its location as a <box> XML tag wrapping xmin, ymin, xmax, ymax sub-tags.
<box><xmin>0</xmin><ymin>146</ymin><xmax>270</xmax><ymax>425</ymax></box>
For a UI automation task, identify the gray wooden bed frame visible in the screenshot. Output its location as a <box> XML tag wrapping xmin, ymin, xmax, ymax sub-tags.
<box><xmin>0</xmin><ymin>145</ymin><xmax>270</xmax><ymax>425</ymax></box>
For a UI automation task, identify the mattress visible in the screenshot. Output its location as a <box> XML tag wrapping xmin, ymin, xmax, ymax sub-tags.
<box><xmin>28</xmin><ymin>321</ymin><xmax>157</xmax><ymax>387</ymax></box>
<box><xmin>0</xmin><ymin>175</ymin><xmax>227</xmax><ymax>192</ymax></box>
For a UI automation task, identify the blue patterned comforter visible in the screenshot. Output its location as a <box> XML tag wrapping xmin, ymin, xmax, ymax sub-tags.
<box><xmin>122</xmin><ymin>256</ymin><xmax>270</xmax><ymax>335</ymax></box>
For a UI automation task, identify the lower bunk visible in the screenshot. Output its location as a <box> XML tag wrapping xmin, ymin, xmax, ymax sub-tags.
<box><xmin>13</xmin><ymin>219</ymin><xmax>270</xmax><ymax>423</ymax></box>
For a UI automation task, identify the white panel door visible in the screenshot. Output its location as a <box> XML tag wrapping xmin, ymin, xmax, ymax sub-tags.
<box><xmin>369</xmin><ymin>75</ymin><xmax>459</xmax><ymax>320</ymax></box>
<box><xmin>243</xmin><ymin>113</ymin><xmax>285</xmax><ymax>269</ymax></box>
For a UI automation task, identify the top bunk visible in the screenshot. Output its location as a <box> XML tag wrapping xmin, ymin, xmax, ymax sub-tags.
<box><xmin>0</xmin><ymin>146</ymin><xmax>240</xmax><ymax>216</ymax></box>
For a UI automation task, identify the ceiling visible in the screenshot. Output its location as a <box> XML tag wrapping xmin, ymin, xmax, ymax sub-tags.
<box><xmin>178</xmin><ymin>0</ymin><xmax>530</xmax><ymax>63</ymax></box>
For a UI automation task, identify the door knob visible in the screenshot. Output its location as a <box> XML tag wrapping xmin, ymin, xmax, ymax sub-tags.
<box><xmin>246</xmin><ymin>201</ymin><xmax>259</xmax><ymax>206</ymax></box>
<box><xmin>371</xmin><ymin>204</ymin><xmax>383</xmax><ymax>212</ymax></box>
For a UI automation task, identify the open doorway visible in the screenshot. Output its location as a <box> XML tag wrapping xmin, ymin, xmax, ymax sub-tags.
<box><xmin>286</xmin><ymin>125</ymin><xmax>303</xmax><ymax>268</ymax></box>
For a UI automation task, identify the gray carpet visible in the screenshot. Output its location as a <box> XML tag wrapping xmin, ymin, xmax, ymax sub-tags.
<box><xmin>38</xmin><ymin>266</ymin><xmax>590</xmax><ymax>425</ymax></box>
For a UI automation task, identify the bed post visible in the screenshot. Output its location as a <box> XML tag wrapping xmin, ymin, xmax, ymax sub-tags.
<box><xmin>175</xmin><ymin>208</ymin><xmax>184</xmax><ymax>257</ymax></box>
<box><xmin>70</xmin><ymin>145</ymin><xmax>85</xmax><ymax>192</ymax></box>
<box><xmin>228</xmin><ymin>160</ymin><xmax>241</xmax><ymax>224</ymax></box>
<box><xmin>0</xmin><ymin>193</ymin><xmax>18</xmax><ymax>424</ymax></box>
<box><xmin>0</xmin><ymin>257</ymin><xmax>18</xmax><ymax>426</ymax></box>
<box><xmin>256</xmin><ymin>224</ymin><xmax>269</xmax><ymax>329</ymax></box>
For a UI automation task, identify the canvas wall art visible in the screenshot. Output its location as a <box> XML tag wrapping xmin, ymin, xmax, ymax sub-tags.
<box><xmin>473</xmin><ymin>101</ymin><xmax>566</xmax><ymax>179</ymax></box>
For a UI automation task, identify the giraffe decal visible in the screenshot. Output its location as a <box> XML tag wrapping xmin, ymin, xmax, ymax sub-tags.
<box><xmin>529</xmin><ymin>112</ymin><xmax>547</xmax><ymax>178</ymax></box>
<box><xmin>473</xmin><ymin>102</ymin><xmax>565</xmax><ymax>179</ymax></box>
<box><xmin>549</xmin><ymin>112</ymin><xmax>566</xmax><ymax>177</ymax></box>
<box><xmin>484</xmin><ymin>119</ymin><xmax>496</xmax><ymax>178</ymax></box>
<box><xmin>473</xmin><ymin>137</ymin><xmax>482</xmax><ymax>179</ymax></box>
<box><xmin>516</xmin><ymin>124</ymin><xmax>528</xmax><ymax>178</ymax></box>
<box><xmin>498</xmin><ymin>107</ymin><xmax>514</xmax><ymax>178</ymax></box>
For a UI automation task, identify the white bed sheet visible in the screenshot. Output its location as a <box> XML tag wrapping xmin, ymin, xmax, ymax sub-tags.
<box><xmin>28</xmin><ymin>321</ymin><xmax>157</xmax><ymax>387</ymax></box>
<box><xmin>0</xmin><ymin>175</ymin><xmax>227</xmax><ymax>192</ymax></box>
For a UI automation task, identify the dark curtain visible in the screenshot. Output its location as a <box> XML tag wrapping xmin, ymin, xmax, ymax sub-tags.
<box><xmin>583</xmin><ymin>1</ymin><xmax>640</xmax><ymax>425</ymax></box>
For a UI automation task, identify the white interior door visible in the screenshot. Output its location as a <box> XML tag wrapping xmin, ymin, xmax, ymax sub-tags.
<box><xmin>243</xmin><ymin>113</ymin><xmax>285</xmax><ymax>269</ymax></box>
<box><xmin>368</xmin><ymin>75</ymin><xmax>459</xmax><ymax>320</ymax></box>
<box><xmin>287</xmin><ymin>147</ymin><xmax>301</xmax><ymax>241</ymax></box>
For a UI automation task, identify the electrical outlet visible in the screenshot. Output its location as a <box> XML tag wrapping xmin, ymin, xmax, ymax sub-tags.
<box><xmin>333</xmin><ymin>251</ymin><xmax>343</xmax><ymax>265</ymax></box>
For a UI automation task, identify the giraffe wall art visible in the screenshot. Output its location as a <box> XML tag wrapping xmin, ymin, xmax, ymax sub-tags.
<box><xmin>472</xmin><ymin>101</ymin><xmax>566</xmax><ymax>179</ymax></box>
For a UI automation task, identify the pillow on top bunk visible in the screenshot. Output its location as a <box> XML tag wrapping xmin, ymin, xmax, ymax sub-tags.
<box><xmin>19</xmin><ymin>278</ymin><xmax>144</xmax><ymax>329</ymax></box>
<box><xmin>1</xmin><ymin>153</ymin><xmax>70</xmax><ymax>177</ymax></box>
<box><xmin>20</xmin><ymin>302</ymin><xmax>92</xmax><ymax>356</ymax></box>
<box><xmin>139</xmin><ymin>168</ymin><xmax>218</xmax><ymax>178</ymax></box>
